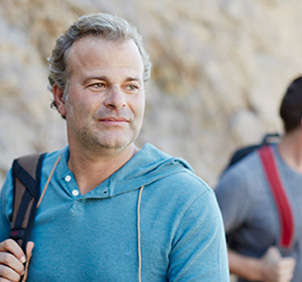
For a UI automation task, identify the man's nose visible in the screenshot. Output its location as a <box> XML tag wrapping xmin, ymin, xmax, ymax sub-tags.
<box><xmin>104</xmin><ymin>86</ymin><xmax>126</xmax><ymax>110</ymax></box>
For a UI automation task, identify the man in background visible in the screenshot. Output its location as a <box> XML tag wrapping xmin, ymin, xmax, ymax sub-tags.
<box><xmin>215</xmin><ymin>77</ymin><xmax>302</xmax><ymax>281</ymax></box>
<box><xmin>0</xmin><ymin>13</ymin><xmax>229</xmax><ymax>281</ymax></box>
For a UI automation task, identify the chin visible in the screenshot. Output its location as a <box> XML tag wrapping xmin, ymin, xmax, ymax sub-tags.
<box><xmin>78</xmin><ymin>128</ymin><xmax>137</xmax><ymax>153</ymax></box>
<box><xmin>92</xmin><ymin>136</ymin><xmax>135</xmax><ymax>152</ymax></box>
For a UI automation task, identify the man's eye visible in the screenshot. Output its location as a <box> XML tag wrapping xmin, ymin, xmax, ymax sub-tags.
<box><xmin>125</xmin><ymin>84</ymin><xmax>139</xmax><ymax>91</ymax></box>
<box><xmin>89</xmin><ymin>83</ymin><xmax>106</xmax><ymax>89</ymax></box>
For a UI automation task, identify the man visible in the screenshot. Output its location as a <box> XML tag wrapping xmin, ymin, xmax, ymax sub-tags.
<box><xmin>0</xmin><ymin>13</ymin><xmax>229</xmax><ymax>281</ymax></box>
<box><xmin>215</xmin><ymin>77</ymin><xmax>302</xmax><ymax>282</ymax></box>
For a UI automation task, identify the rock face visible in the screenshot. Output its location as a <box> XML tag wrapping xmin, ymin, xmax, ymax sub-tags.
<box><xmin>1</xmin><ymin>0</ymin><xmax>302</xmax><ymax>186</ymax></box>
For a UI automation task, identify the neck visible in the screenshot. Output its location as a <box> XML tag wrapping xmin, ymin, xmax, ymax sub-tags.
<box><xmin>68</xmin><ymin>143</ymin><xmax>138</xmax><ymax>194</ymax></box>
<box><xmin>278</xmin><ymin>128</ymin><xmax>302</xmax><ymax>173</ymax></box>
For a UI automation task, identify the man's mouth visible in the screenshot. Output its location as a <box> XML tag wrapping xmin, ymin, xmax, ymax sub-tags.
<box><xmin>98</xmin><ymin>117</ymin><xmax>130</xmax><ymax>126</ymax></box>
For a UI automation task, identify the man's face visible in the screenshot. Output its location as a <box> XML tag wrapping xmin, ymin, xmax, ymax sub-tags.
<box><xmin>57</xmin><ymin>36</ymin><xmax>145</xmax><ymax>154</ymax></box>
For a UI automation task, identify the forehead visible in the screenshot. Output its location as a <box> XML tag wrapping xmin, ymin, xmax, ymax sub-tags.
<box><xmin>66</xmin><ymin>36</ymin><xmax>144</xmax><ymax>78</ymax></box>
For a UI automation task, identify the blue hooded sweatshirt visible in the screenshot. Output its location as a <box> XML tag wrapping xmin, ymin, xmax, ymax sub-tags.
<box><xmin>0</xmin><ymin>143</ymin><xmax>229</xmax><ymax>281</ymax></box>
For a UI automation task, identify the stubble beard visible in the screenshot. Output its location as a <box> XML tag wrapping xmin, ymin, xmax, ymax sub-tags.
<box><xmin>77</xmin><ymin>124</ymin><xmax>139</xmax><ymax>155</ymax></box>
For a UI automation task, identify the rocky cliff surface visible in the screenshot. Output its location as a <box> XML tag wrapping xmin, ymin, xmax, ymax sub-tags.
<box><xmin>1</xmin><ymin>0</ymin><xmax>302</xmax><ymax>186</ymax></box>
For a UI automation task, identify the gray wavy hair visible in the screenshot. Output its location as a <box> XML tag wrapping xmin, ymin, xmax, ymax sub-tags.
<box><xmin>48</xmin><ymin>13</ymin><xmax>152</xmax><ymax>111</ymax></box>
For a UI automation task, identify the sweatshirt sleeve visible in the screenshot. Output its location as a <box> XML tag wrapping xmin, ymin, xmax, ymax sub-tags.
<box><xmin>0</xmin><ymin>169</ymin><xmax>13</xmax><ymax>241</ymax></box>
<box><xmin>167</xmin><ymin>188</ymin><xmax>230</xmax><ymax>282</ymax></box>
<box><xmin>215</xmin><ymin>166</ymin><xmax>251</xmax><ymax>233</ymax></box>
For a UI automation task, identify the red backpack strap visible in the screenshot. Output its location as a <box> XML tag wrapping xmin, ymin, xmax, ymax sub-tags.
<box><xmin>258</xmin><ymin>146</ymin><xmax>294</xmax><ymax>248</ymax></box>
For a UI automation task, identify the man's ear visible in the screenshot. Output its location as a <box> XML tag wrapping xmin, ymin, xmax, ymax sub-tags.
<box><xmin>52</xmin><ymin>84</ymin><xmax>67</xmax><ymax>117</ymax></box>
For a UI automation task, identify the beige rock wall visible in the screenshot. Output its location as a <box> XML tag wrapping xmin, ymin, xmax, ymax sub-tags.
<box><xmin>1</xmin><ymin>0</ymin><xmax>302</xmax><ymax>187</ymax></box>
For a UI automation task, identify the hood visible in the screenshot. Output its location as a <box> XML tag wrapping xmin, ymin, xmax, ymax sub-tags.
<box><xmin>107</xmin><ymin>143</ymin><xmax>193</xmax><ymax>197</ymax></box>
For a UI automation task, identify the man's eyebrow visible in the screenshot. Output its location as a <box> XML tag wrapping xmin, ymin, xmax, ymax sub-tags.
<box><xmin>84</xmin><ymin>76</ymin><xmax>108</xmax><ymax>82</ymax></box>
<box><xmin>83</xmin><ymin>76</ymin><xmax>141</xmax><ymax>82</ymax></box>
<box><xmin>124</xmin><ymin>77</ymin><xmax>141</xmax><ymax>82</ymax></box>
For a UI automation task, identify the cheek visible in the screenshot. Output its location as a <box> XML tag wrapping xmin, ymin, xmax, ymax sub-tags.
<box><xmin>66</xmin><ymin>95</ymin><xmax>97</xmax><ymax>117</ymax></box>
<box><xmin>133</xmin><ymin>95</ymin><xmax>145</xmax><ymax>117</ymax></box>
<box><xmin>65</xmin><ymin>99</ymin><xmax>85</xmax><ymax>123</ymax></box>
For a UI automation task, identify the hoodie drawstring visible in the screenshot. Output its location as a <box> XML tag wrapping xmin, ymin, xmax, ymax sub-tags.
<box><xmin>137</xmin><ymin>185</ymin><xmax>145</xmax><ymax>282</ymax></box>
<box><xmin>37</xmin><ymin>155</ymin><xmax>61</xmax><ymax>208</ymax></box>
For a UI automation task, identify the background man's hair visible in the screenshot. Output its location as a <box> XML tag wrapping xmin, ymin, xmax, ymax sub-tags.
<box><xmin>48</xmin><ymin>13</ymin><xmax>152</xmax><ymax>112</ymax></box>
<box><xmin>279</xmin><ymin>76</ymin><xmax>302</xmax><ymax>133</ymax></box>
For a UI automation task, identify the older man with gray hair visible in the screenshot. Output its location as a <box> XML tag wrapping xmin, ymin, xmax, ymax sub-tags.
<box><xmin>0</xmin><ymin>13</ymin><xmax>229</xmax><ymax>281</ymax></box>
